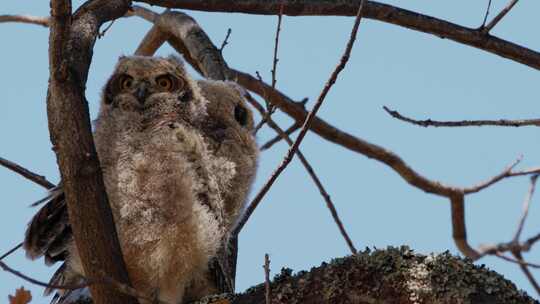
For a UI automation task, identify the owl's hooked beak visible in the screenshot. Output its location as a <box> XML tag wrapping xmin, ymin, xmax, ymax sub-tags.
<box><xmin>135</xmin><ymin>83</ymin><xmax>149</xmax><ymax>105</ymax></box>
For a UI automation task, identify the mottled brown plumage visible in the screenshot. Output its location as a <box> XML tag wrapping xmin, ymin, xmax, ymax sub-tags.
<box><xmin>24</xmin><ymin>56</ymin><xmax>258</xmax><ymax>304</ymax></box>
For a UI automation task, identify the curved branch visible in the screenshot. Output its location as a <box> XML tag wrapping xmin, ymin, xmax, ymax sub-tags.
<box><xmin>136</xmin><ymin>0</ymin><xmax>540</xmax><ymax>70</ymax></box>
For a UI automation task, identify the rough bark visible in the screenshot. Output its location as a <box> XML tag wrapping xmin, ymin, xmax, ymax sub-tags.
<box><xmin>46</xmin><ymin>0</ymin><xmax>138</xmax><ymax>303</ymax></box>
<box><xmin>136</xmin><ymin>0</ymin><xmax>540</xmax><ymax>71</ymax></box>
<box><xmin>228</xmin><ymin>247</ymin><xmax>538</xmax><ymax>304</ymax></box>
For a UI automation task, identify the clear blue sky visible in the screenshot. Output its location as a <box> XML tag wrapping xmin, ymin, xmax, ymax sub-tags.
<box><xmin>2</xmin><ymin>1</ymin><xmax>540</xmax><ymax>302</ymax></box>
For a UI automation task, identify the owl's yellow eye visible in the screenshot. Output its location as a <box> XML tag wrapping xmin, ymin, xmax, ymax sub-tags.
<box><xmin>156</xmin><ymin>75</ymin><xmax>174</xmax><ymax>91</ymax></box>
<box><xmin>119</xmin><ymin>75</ymin><xmax>134</xmax><ymax>90</ymax></box>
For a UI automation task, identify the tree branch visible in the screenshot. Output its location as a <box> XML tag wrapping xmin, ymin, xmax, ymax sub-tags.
<box><xmin>383</xmin><ymin>106</ymin><xmax>540</xmax><ymax>128</ymax></box>
<box><xmin>483</xmin><ymin>0</ymin><xmax>519</xmax><ymax>33</ymax></box>
<box><xmin>46</xmin><ymin>0</ymin><xmax>137</xmax><ymax>303</ymax></box>
<box><xmin>0</xmin><ymin>157</ymin><xmax>55</xmax><ymax>189</ymax></box>
<box><xmin>0</xmin><ymin>15</ymin><xmax>49</xmax><ymax>27</ymax></box>
<box><xmin>135</xmin><ymin>0</ymin><xmax>540</xmax><ymax>70</ymax></box>
<box><xmin>245</xmin><ymin>95</ymin><xmax>357</xmax><ymax>254</ymax></box>
<box><xmin>235</xmin><ymin>0</ymin><xmax>366</xmax><ymax>236</ymax></box>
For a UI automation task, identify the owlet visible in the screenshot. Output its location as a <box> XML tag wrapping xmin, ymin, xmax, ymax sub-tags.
<box><xmin>23</xmin><ymin>56</ymin><xmax>258</xmax><ymax>304</ymax></box>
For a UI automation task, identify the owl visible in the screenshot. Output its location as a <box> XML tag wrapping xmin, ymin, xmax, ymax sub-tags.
<box><xmin>23</xmin><ymin>56</ymin><xmax>258</xmax><ymax>304</ymax></box>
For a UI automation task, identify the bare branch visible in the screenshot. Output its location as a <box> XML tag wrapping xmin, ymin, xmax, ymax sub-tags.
<box><xmin>219</xmin><ymin>28</ymin><xmax>232</xmax><ymax>52</ymax></box>
<box><xmin>481</xmin><ymin>0</ymin><xmax>492</xmax><ymax>28</ymax></box>
<box><xmin>483</xmin><ymin>0</ymin><xmax>519</xmax><ymax>33</ymax></box>
<box><xmin>260</xmin><ymin>123</ymin><xmax>300</xmax><ymax>151</ymax></box>
<box><xmin>513</xmin><ymin>175</ymin><xmax>539</xmax><ymax>242</ymax></box>
<box><xmin>462</xmin><ymin>157</ymin><xmax>523</xmax><ymax>194</ymax></box>
<box><xmin>236</xmin><ymin>0</ymin><xmax>366</xmax><ymax>234</ymax></box>
<box><xmin>495</xmin><ymin>253</ymin><xmax>540</xmax><ymax>269</ymax></box>
<box><xmin>512</xmin><ymin>251</ymin><xmax>540</xmax><ymax>296</ymax></box>
<box><xmin>0</xmin><ymin>15</ymin><xmax>49</xmax><ymax>27</ymax></box>
<box><xmin>0</xmin><ymin>260</ymin><xmax>170</xmax><ymax>304</ymax></box>
<box><xmin>0</xmin><ymin>243</ymin><xmax>22</xmax><ymax>261</ymax></box>
<box><xmin>245</xmin><ymin>95</ymin><xmax>357</xmax><ymax>254</ymax></box>
<box><xmin>136</xmin><ymin>0</ymin><xmax>540</xmax><ymax>70</ymax></box>
<box><xmin>271</xmin><ymin>2</ymin><xmax>283</xmax><ymax>90</ymax></box>
<box><xmin>0</xmin><ymin>157</ymin><xmax>55</xmax><ymax>189</ymax></box>
<box><xmin>264</xmin><ymin>254</ymin><xmax>271</xmax><ymax>304</ymax></box>
<box><xmin>0</xmin><ymin>259</ymin><xmax>89</xmax><ymax>291</ymax></box>
<box><xmin>383</xmin><ymin>106</ymin><xmax>540</xmax><ymax>128</ymax></box>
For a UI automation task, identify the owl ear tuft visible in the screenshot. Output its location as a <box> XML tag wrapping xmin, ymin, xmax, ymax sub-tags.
<box><xmin>166</xmin><ymin>55</ymin><xmax>188</xmax><ymax>76</ymax></box>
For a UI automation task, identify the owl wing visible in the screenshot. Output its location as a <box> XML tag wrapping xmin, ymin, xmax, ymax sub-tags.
<box><xmin>24</xmin><ymin>186</ymin><xmax>91</xmax><ymax>304</ymax></box>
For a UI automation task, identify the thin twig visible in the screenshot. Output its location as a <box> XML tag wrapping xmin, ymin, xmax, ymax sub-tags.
<box><xmin>512</xmin><ymin>251</ymin><xmax>540</xmax><ymax>295</ymax></box>
<box><xmin>0</xmin><ymin>15</ymin><xmax>49</xmax><ymax>27</ymax></box>
<box><xmin>0</xmin><ymin>260</ymin><xmax>170</xmax><ymax>304</ymax></box>
<box><xmin>495</xmin><ymin>253</ymin><xmax>540</xmax><ymax>269</ymax></box>
<box><xmin>219</xmin><ymin>28</ymin><xmax>232</xmax><ymax>52</ymax></box>
<box><xmin>271</xmin><ymin>2</ymin><xmax>283</xmax><ymax>90</ymax></box>
<box><xmin>256</xmin><ymin>4</ymin><xmax>284</xmax><ymax>135</ymax></box>
<box><xmin>264</xmin><ymin>254</ymin><xmax>271</xmax><ymax>304</ymax></box>
<box><xmin>383</xmin><ymin>106</ymin><xmax>540</xmax><ymax>128</ymax></box>
<box><xmin>260</xmin><ymin>123</ymin><xmax>300</xmax><ymax>151</ymax></box>
<box><xmin>0</xmin><ymin>157</ymin><xmax>55</xmax><ymax>189</ymax></box>
<box><xmin>235</xmin><ymin>0</ymin><xmax>366</xmax><ymax>234</ymax></box>
<box><xmin>483</xmin><ymin>0</ymin><xmax>519</xmax><ymax>33</ymax></box>
<box><xmin>0</xmin><ymin>260</ymin><xmax>90</xmax><ymax>291</ymax></box>
<box><xmin>513</xmin><ymin>175</ymin><xmax>539</xmax><ymax>242</ymax></box>
<box><xmin>481</xmin><ymin>0</ymin><xmax>492</xmax><ymax>28</ymax></box>
<box><xmin>462</xmin><ymin>157</ymin><xmax>523</xmax><ymax>194</ymax></box>
<box><xmin>0</xmin><ymin>243</ymin><xmax>22</xmax><ymax>261</ymax></box>
<box><xmin>246</xmin><ymin>95</ymin><xmax>358</xmax><ymax>254</ymax></box>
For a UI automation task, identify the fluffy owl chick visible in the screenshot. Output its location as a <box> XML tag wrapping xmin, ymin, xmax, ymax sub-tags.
<box><xmin>23</xmin><ymin>56</ymin><xmax>258</xmax><ymax>304</ymax></box>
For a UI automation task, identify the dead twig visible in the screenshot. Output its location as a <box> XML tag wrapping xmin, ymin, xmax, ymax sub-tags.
<box><xmin>260</xmin><ymin>123</ymin><xmax>300</xmax><ymax>151</ymax></box>
<box><xmin>0</xmin><ymin>157</ymin><xmax>55</xmax><ymax>189</ymax></box>
<box><xmin>245</xmin><ymin>95</ymin><xmax>357</xmax><ymax>253</ymax></box>
<box><xmin>0</xmin><ymin>259</ymin><xmax>170</xmax><ymax>304</ymax></box>
<box><xmin>219</xmin><ymin>28</ymin><xmax>232</xmax><ymax>52</ymax></box>
<box><xmin>481</xmin><ymin>0</ymin><xmax>492</xmax><ymax>28</ymax></box>
<box><xmin>513</xmin><ymin>175</ymin><xmax>538</xmax><ymax>242</ymax></box>
<box><xmin>512</xmin><ymin>251</ymin><xmax>540</xmax><ymax>295</ymax></box>
<box><xmin>495</xmin><ymin>253</ymin><xmax>540</xmax><ymax>269</ymax></box>
<box><xmin>383</xmin><ymin>106</ymin><xmax>540</xmax><ymax>128</ymax></box>
<box><xmin>236</xmin><ymin>0</ymin><xmax>366</xmax><ymax>234</ymax></box>
<box><xmin>0</xmin><ymin>243</ymin><xmax>22</xmax><ymax>261</ymax></box>
<box><xmin>264</xmin><ymin>254</ymin><xmax>271</xmax><ymax>304</ymax></box>
<box><xmin>483</xmin><ymin>0</ymin><xmax>519</xmax><ymax>33</ymax></box>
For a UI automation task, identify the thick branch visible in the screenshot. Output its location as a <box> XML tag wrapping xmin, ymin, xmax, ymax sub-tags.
<box><xmin>136</xmin><ymin>0</ymin><xmax>540</xmax><ymax>70</ymax></box>
<box><xmin>46</xmin><ymin>0</ymin><xmax>137</xmax><ymax>303</ymax></box>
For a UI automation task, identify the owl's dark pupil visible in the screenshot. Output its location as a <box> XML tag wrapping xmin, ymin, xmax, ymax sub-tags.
<box><xmin>234</xmin><ymin>105</ymin><xmax>248</xmax><ymax>126</ymax></box>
